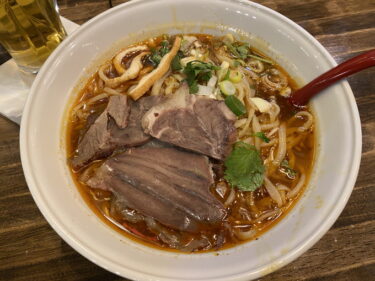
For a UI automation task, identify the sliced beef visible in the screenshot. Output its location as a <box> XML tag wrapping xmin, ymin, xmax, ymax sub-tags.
<box><xmin>71</xmin><ymin>95</ymin><xmax>163</xmax><ymax>169</ymax></box>
<box><xmin>107</xmin><ymin>95</ymin><xmax>129</xmax><ymax>128</ymax></box>
<box><xmin>72</xmin><ymin>112</ymin><xmax>107</xmax><ymax>165</ymax></box>
<box><xmin>142</xmin><ymin>84</ymin><xmax>238</xmax><ymax>160</ymax></box>
<box><xmin>107</xmin><ymin>96</ymin><xmax>163</xmax><ymax>147</ymax></box>
<box><xmin>139</xmin><ymin>138</ymin><xmax>172</xmax><ymax>149</ymax></box>
<box><xmin>86</xmin><ymin>146</ymin><xmax>226</xmax><ymax>233</ymax></box>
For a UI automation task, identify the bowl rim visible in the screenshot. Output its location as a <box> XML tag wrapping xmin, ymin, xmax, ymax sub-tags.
<box><xmin>20</xmin><ymin>0</ymin><xmax>362</xmax><ymax>280</ymax></box>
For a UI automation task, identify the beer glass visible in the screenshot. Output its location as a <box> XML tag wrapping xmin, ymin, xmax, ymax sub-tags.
<box><xmin>0</xmin><ymin>0</ymin><xmax>66</xmax><ymax>73</ymax></box>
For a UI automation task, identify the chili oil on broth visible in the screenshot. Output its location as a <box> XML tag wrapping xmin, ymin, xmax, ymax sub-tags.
<box><xmin>66</xmin><ymin>33</ymin><xmax>316</xmax><ymax>253</ymax></box>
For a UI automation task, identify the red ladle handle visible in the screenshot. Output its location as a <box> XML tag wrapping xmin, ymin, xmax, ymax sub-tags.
<box><xmin>289</xmin><ymin>49</ymin><xmax>375</xmax><ymax>107</ymax></box>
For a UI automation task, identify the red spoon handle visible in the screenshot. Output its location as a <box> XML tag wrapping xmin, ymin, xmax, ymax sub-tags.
<box><xmin>289</xmin><ymin>49</ymin><xmax>375</xmax><ymax>107</ymax></box>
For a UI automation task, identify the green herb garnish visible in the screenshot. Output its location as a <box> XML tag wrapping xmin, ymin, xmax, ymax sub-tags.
<box><xmin>224</xmin><ymin>95</ymin><xmax>246</xmax><ymax>116</ymax></box>
<box><xmin>248</xmin><ymin>54</ymin><xmax>274</xmax><ymax>65</ymax></box>
<box><xmin>224</xmin><ymin>40</ymin><xmax>274</xmax><ymax>65</ymax></box>
<box><xmin>149</xmin><ymin>50</ymin><xmax>162</xmax><ymax>66</ymax></box>
<box><xmin>223</xmin><ymin>68</ymin><xmax>230</xmax><ymax>81</ymax></box>
<box><xmin>149</xmin><ymin>40</ymin><xmax>170</xmax><ymax>66</ymax></box>
<box><xmin>236</xmin><ymin>44</ymin><xmax>249</xmax><ymax>59</ymax></box>
<box><xmin>219</xmin><ymin>80</ymin><xmax>236</xmax><ymax>96</ymax></box>
<box><xmin>280</xmin><ymin>159</ymin><xmax>297</xmax><ymax>179</ymax></box>
<box><xmin>224</xmin><ymin>42</ymin><xmax>249</xmax><ymax>60</ymax></box>
<box><xmin>171</xmin><ymin>51</ymin><xmax>183</xmax><ymax>71</ymax></box>
<box><xmin>224</xmin><ymin>142</ymin><xmax>265</xmax><ymax>191</ymax></box>
<box><xmin>160</xmin><ymin>40</ymin><xmax>169</xmax><ymax>55</ymax></box>
<box><xmin>183</xmin><ymin>61</ymin><xmax>219</xmax><ymax>94</ymax></box>
<box><xmin>252</xmin><ymin>132</ymin><xmax>270</xmax><ymax>143</ymax></box>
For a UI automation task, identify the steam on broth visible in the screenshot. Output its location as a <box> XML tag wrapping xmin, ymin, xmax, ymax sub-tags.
<box><xmin>67</xmin><ymin>33</ymin><xmax>315</xmax><ymax>252</ymax></box>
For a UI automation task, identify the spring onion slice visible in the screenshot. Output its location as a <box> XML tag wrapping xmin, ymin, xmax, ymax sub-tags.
<box><xmin>219</xmin><ymin>80</ymin><xmax>236</xmax><ymax>96</ymax></box>
<box><xmin>229</xmin><ymin>70</ymin><xmax>242</xmax><ymax>83</ymax></box>
<box><xmin>217</xmin><ymin>61</ymin><xmax>230</xmax><ymax>81</ymax></box>
<box><xmin>225</xmin><ymin>95</ymin><xmax>246</xmax><ymax>116</ymax></box>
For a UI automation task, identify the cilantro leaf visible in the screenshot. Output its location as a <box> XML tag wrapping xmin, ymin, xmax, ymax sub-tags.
<box><xmin>223</xmin><ymin>40</ymin><xmax>273</xmax><ymax>65</ymax></box>
<box><xmin>252</xmin><ymin>132</ymin><xmax>270</xmax><ymax>143</ymax></box>
<box><xmin>171</xmin><ymin>51</ymin><xmax>183</xmax><ymax>71</ymax></box>
<box><xmin>224</xmin><ymin>42</ymin><xmax>249</xmax><ymax>60</ymax></box>
<box><xmin>189</xmin><ymin>80</ymin><xmax>199</xmax><ymax>94</ymax></box>
<box><xmin>149</xmin><ymin>40</ymin><xmax>170</xmax><ymax>67</ymax></box>
<box><xmin>224</xmin><ymin>142</ymin><xmax>265</xmax><ymax>191</ymax></box>
<box><xmin>183</xmin><ymin>61</ymin><xmax>219</xmax><ymax>94</ymax></box>
<box><xmin>149</xmin><ymin>50</ymin><xmax>162</xmax><ymax>66</ymax></box>
<box><xmin>159</xmin><ymin>40</ymin><xmax>170</xmax><ymax>56</ymax></box>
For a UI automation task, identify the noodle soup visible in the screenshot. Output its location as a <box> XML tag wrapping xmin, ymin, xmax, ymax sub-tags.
<box><xmin>66</xmin><ymin>33</ymin><xmax>315</xmax><ymax>252</ymax></box>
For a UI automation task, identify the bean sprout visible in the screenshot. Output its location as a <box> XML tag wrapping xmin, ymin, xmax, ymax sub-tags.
<box><xmin>287</xmin><ymin>174</ymin><xmax>306</xmax><ymax>198</ymax></box>
<box><xmin>264</xmin><ymin>177</ymin><xmax>283</xmax><ymax>207</ymax></box>
<box><xmin>273</xmin><ymin>123</ymin><xmax>286</xmax><ymax>165</ymax></box>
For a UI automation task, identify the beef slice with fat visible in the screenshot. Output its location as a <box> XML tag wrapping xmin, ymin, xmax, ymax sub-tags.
<box><xmin>142</xmin><ymin>84</ymin><xmax>238</xmax><ymax>160</ymax></box>
<box><xmin>86</xmin><ymin>146</ymin><xmax>226</xmax><ymax>233</ymax></box>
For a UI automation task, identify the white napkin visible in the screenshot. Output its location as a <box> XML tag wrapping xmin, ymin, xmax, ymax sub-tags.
<box><xmin>0</xmin><ymin>17</ymin><xmax>79</xmax><ymax>124</ymax></box>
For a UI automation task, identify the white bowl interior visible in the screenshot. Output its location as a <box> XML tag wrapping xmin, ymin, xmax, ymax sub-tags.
<box><xmin>20</xmin><ymin>0</ymin><xmax>361</xmax><ymax>280</ymax></box>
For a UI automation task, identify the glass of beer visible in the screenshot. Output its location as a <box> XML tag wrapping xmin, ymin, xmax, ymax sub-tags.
<box><xmin>0</xmin><ymin>0</ymin><xmax>67</xmax><ymax>73</ymax></box>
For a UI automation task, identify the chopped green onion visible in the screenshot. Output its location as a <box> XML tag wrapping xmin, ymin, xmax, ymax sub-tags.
<box><xmin>229</xmin><ymin>70</ymin><xmax>243</xmax><ymax>83</ymax></box>
<box><xmin>225</xmin><ymin>95</ymin><xmax>246</xmax><ymax>116</ymax></box>
<box><xmin>223</xmin><ymin>69</ymin><xmax>230</xmax><ymax>81</ymax></box>
<box><xmin>217</xmin><ymin>61</ymin><xmax>230</xmax><ymax>81</ymax></box>
<box><xmin>217</xmin><ymin>68</ymin><xmax>229</xmax><ymax>81</ymax></box>
<box><xmin>219</xmin><ymin>80</ymin><xmax>236</xmax><ymax>96</ymax></box>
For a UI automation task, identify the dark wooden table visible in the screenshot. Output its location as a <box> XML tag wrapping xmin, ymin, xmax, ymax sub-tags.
<box><xmin>0</xmin><ymin>0</ymin><xmax>374</xmax><ymax>280</ymax></box>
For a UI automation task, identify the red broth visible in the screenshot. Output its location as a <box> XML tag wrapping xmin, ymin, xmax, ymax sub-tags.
<box><xmin>66</xmin><ymin>34</ymin><xmax>315</xmax><ymax>252</ymax></box>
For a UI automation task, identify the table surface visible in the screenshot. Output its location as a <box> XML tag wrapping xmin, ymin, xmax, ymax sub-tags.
<box><xmin>0</xmin><ymin>0</ymin><xmax>374</xmax><ymax>280</ymax></box>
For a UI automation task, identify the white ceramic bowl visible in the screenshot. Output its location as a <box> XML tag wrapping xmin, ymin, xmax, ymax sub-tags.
<box><xmin>20</xmin><ymin>0</ymin><xmax>362</xmax><ymax>280</ymax></box>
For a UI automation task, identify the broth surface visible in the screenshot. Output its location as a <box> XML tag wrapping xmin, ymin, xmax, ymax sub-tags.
<box><xmin>66</xmin><ymin>33</ymin><xmax>315</xmax><ymax>252</ymax></box>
